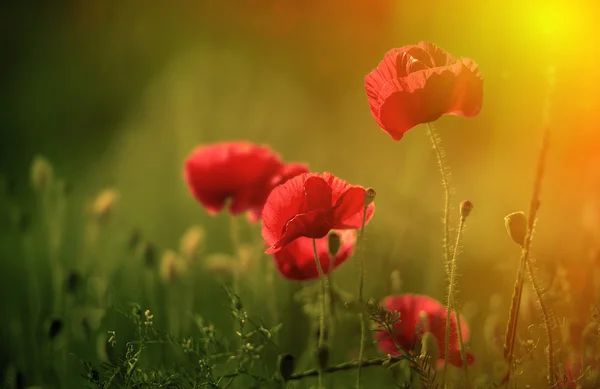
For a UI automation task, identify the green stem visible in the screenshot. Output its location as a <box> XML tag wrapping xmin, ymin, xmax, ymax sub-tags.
<box><xmin>313</xmin><ymin>238</ymin><xmax>327</xmax><ymax>389</ymax></box>
<box><xmin>444</xmin><ymin>217</ymin><xmax>465</xmax><ymax>387</ymax></box>
<box><xmin>356</xmin><ymin>205</ymin><xmax>368</xmax><ymax>389</ymax></box>
<box><xmin>229</xmin><ymin>216</ymin><xmax>241</xmax><ymax>296</ymax></box>
<box><xmin>426</xmin><ymin>123</ymin><xmax>452</xmax><ymax>277</ymax></box>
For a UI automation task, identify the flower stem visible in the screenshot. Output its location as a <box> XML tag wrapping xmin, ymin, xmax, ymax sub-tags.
<box><xmin>229</xmin><ymin>216</ymin><xmax>241</xmax><ymax>295</ymax></box>
<box><xmin>356</xmin><ymin>205</ymin><xmax>369</xmax><ymax>389</ymax></box>
<box><xmin>525</xmin><ymin>257</ymin><xmax>556</xmax><ymax>385</ymax></box>
<box><xmin>313</xmin><ymin>238</ymin><xmax>327</xmax><ymax>389</ymax></box>
<box><xmin>444</xmin><ymin>215</ymin><xmax>466</xmax><ymax>387</ymax></box>
<box><xmin>426</xmin><ymin>123</ymin><xmax>452</xmax><ymax>277</ymax></box>
<box><xmin>502</xmin><ymin>127</ymin><xmax>550</xmax><ymax>386</ymax></box>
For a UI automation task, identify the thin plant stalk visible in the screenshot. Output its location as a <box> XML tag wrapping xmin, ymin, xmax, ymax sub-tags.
<box><xmin>356</xmin><ymin>205</ymin><xmax>369</xmax><ymax>389</ymax></box>
<box><xmin>444</xmin><ymin>214</ymin><xmax>469</xmax><ymax>387</ymax></box>
<box><xmin>229</xmin><ymin>216</ymin><xmax>242</xmax><ymax>295</ymax></box>
<box><xmin>426</xmin><ymin>123</ymin><xmax>452</xmax><ymax>277</ymax></box>
<box><xmin>313</xmin><ymin>238</ymin><xmax>327</xmax><ymax>389</ymax></box>
<box><xmin>502</xmin><ymin>128</ymin><xmax>551</xmax><ymax>386</ymax></box>
<box><xmin>525</xmin><ymin>256</ymin><xmax>556</xmax><ymax>384</ymax></box>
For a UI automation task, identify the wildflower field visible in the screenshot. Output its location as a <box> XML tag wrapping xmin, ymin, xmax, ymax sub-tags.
<box><xmin>1</xmin><ymin>1</ymin><xmax>600</xmax><ymax>388</ymax></box>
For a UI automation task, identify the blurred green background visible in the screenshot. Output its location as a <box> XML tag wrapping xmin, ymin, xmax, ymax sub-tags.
<box><xmin>2</xmin><ymin>0</ymin><xmax>600</xmax><ymax>387</ymax></box>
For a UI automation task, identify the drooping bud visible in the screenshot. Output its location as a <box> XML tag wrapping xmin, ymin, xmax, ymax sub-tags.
<box><xmin>328</xmin><ymin>231</ymin><xmax>341</xmax><ymax>257</ymax></box>
<box><xmin>460</xmin><ymin>200</ymin><xmax>474</xmax><ymax>219</ymax></box>
<box><xmin>30</xmin><ymin>155</ymin><xmax>53</xmax><ymax>192</ymax></box>
<box><xmin>142</xmin><ymin>241</ymin><xmax>157</xmax><ymax>268</ymax></box>
<box><xmin>64</xmin><ymin>270</ymin><xmax>81</xmax><ymax>294</ymax></box>
<box><xmin>419</xmin><ymin>332</ymin><xmax>440</xmax><ymax>364</ymax></box>
<box><xmin>179</xmin><ymin>225</ymin><xmax>206</xmax><ymax>261</ymax></box>
<box><xmin>364</xmin><ymin>187</ymin><xmax>376</xmax><ymax>206</ymax></box>
<box><xmin>92</xmin><ymin>188</ymin><xmax>119</xmax><ymax>223</ymax></box>
<box><xmin>390</xmin><ymin>269</ymin><xmax>402</xmax><ymax>293</ymax></box>
<box><xmin>504</xmin><ymin>211</ymin><xmax>528</xmax><ymax>247</ymax></box>
<box><xmin>48</xmin><ymin>318</ymin><xmax>64</xmax><ymax>340</ymax></box>
<box><xmin>160</xmin><ymin>250</ymin><xmax>186</xmax><ymax>283</ymax></box>
<box><xmin>277</xmin><ymin>353</ymin><xmax>296</xmax><ymax>381</ymax></box>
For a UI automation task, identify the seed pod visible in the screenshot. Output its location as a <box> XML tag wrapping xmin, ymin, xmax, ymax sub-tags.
<box><xmin>328</xmin><ymin>231</ymin><xmax>341</xmax><ymax>257</ymax></box>
<box><xmin>278</xmin><ymin>353</ymin><xmax>295</xmax><ymax>381</ymax></box>
<box><xmin>504</xmin><ymin>211</ymin><xmax>528</xmax><ymax>247</ymax></box>
<box><xmin>364</xmin><ymin>188</ymin><xmax>376</xmax><ymax>206</ymax></box>
<box><xmin>48</xmin><ymin>318</ymin><xmax>64</xmax><ymax>340</ymax></box>
<box><xmin>460</xmin><ymin>200</ymin><xmax>474</xmax><ymax>219</ymax></box>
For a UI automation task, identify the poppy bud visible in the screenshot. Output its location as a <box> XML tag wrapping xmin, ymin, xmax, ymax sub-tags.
<box><xmin>316</xmin><ymin>345</ymin><xmax>329</xmax><ymax>370</ymax></box>
<box><xmin>159</xmin><ymin>250</ymin><xmax>186</xmax><ymax>283</ymax></box>
<box><xmin>327</xmin><ymin>231</ymin><xmax>341</xmax><ymax>257</ymax></box>
<box><xmin>48</xmin><ymin>318</ymin><xmax>63</xmax><ymax>340</ymax></box>
<box><xmin>179</xmin><ymin>225</ymin><xmax>206</xmax><ymax>261</ymax></box>
<box><xmin>64</xmin><ymin>270</ymin><xmax>80</xmax><ymax>294</ymax></box>
<box><xmin>142</xmin><ymin>242</ymin><xmax>156</xmax><ymax>268</ymax></box>
<box><xmin>92</xmin><ymin>188</ymin><xmax>119</xmax><ymax>222</ymax></box>
<box><xmin>30</xmin><ymin>155</ymin><xmax>53</xmax><ymax>192</ymax></box>
<box><xmin>127</xmin><ymin>228</ymin><xmax>142</xmax><ymax>252</ymax></box>
<box><xmin>277</xmin><ymin>353</ymin><xmax>295</xmax><ymax>381</ymax></box>
<box><xmin>364</xmin><ymin>188</ymin><xmax>376</xmax><ymax>206</ymax></box>
<box><xmin>419</xmin><ymin>332</ymin><xmax>440</xmax><ymax>364</ymax></box>
<box><xmin>390</xmin><ymin>269</ymin><xmax>402</xmax><ymax>293</ymax></box>
<box><xmin>460</xmin><ymin>200</ymin><xmax>473</xmax><ymax>219</ymax></box>
<box><xmin>504</xmin><ymin>211</ymin><xmax>528</xmax><ymax>247</ymax></box>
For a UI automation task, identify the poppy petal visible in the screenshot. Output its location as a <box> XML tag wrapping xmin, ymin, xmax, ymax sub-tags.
<box><xmin>303</xmin><ymin>176</ymin><xmax>333</xmax><ymax>212</ymax></box>
<box><xmin>265</xmin><ymin>209</ymin><xmax>333</xmax><ymax>254</ymax></box>
<box><xmin>262</xmin><ymin>174</ymin><xmax>308</xmax><ymax>246</ymax></box>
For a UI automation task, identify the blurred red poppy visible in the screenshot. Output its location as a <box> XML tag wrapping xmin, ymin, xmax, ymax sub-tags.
<box><xmin>373</xmin><ymin>294</ymin><xmax>475</xmax><ymax>368</ymax></box>
<box><xmin>273</xmin><ymin>230</ymin><xmax>356</xmax><ymax>281</ymax></box>
<box><xmin>262</xmin><ymin>172</ymin><xmax>375</xmax><ymax>254</ymax></box>
<box><xmin>561</xmin><ymin>354</ymin><xmax>596</xmax><ymax>388</ymax></box>
<box><xmin>365</xmin><ymin>42</ymin><xmax>483</xmax><ymax>141</ymax></box>
<box><xmin>184</xmin><ymin>142</ymin><xmax>307</xmax><ymax>221</ymax></box>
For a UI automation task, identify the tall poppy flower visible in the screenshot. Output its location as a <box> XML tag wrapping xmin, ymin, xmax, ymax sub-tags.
<box><xmin>365</xmin><ymin>42</ymin><xmax>483</xmax><ymax>141</ymax></box>
<box><xmin>261</xmin><ymin>172</ymin><xmax>375</xmax><ymax>254</ymax></box>
<box><xmin>184</xmin><ymin>142</ymin><xmax>308</xmax><ymax>222</ymax></box>
<box><xmin>273</xmin><ymin>230</ymin><xmax>356</xmax><ymax>281</ymax></box>
<box><xmin>373</xmin><ymin>294</ymin><xmax>475</xmax><ymax>368</ymax></box>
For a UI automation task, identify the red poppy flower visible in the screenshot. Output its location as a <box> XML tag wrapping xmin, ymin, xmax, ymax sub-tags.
<box><xmin>373</xmin><ymin>294</ymin><xmax>475</xmax><ymax>368</ymax></box>
<box><xmin>184</xmin><ymin>142</ymin><xmax>307</xmax><ymax>221</ymax></box>
<box><xmin>261</xmin><ymin>172</ymin><xmax>375</xmax><ymax>254</ymax></box>
<box><xmin>273</xmin><ymin>230</ymin><xmax>356</xmax><ymax>281</ymax></box>
<box><xmin>365</xmin><ymin>42</ymin><xmax>483</xmax><ymax>141</ymax></box>
<box><xmin>561</xmin><ymin>354</ymin><xmax>596</xmax><ymax>388</ymax></box>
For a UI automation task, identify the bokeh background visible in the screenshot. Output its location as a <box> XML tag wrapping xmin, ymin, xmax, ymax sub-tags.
<box><xmin>2</xmin><ymin>0</ymin><xmax>600</xmax><ymax>387</ymax></box>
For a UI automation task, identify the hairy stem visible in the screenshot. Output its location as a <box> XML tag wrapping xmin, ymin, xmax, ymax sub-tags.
<box><xmin>356</xmin><ymin>205</ymin><xmax>369</xmax><ymax>388</ymax></box>
<box><xmin>313</xmin><ymin>238</ymin><xmax>327</xmax><ymax>389</ymax></box>
<box><xmin>426</xmin><ymin>123</ymin><xmax>451</xmax><ymax>277</ymax></box>
<box><xmin>444</xmin><ymin>216</ymin><xmax>466</xmax><ymax>387</ymax></box>
<box><xmin>526</xmin><ymin>257</ymin><xmax>556</xmax><ymax>385</ymax></box>
<box><xmin>502</xmin><ymin>127</ymin><xmax>550</xmax><ymax>386</ymax></box>
<box><xmin>229</xmin><ymin>216</ymin><xmax>241</xmax><ymax>295</ymax></box>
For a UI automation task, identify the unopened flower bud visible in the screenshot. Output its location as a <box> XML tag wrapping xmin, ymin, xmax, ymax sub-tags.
<box><xmin>328</xmin><ymin>231</ymin><xmax>341</xmax><ymax>257</ymax></box>
<box><xmin>142</xmin><ymin>242</ymin><xmax>157</xmax><ymax>268</ymax></box>
<box><xmin>419</xmin><ymin>332</ymin><xmax>440</xmax><ymax>363</ymax></box>
<box><xmin>92</xmin><ymin>188</ymin><xmax>119</xmax><ymax>222</ymax></box>
<box><xmin>48</xmin><ymin>318</ymin><xmax>64</xmax><ymax>340</ymax></box>
<box><xmin>390</xmin><ymin>269</ymin><xmax>402</xmax><ymax>293</ymax></box>
<box><xmin>504</xmin><ymin>211</ymin><xmax>528</xmax><ymax>247</ymax></box>
<box><xmin>160</xmin><ymin>250</ymin><xmax>186</xmax><ymax>282</ymax></box>
<box><xmin>316</xmin><ymin>345</ymin><xmax>329</xmax><ymax>370</ymax></box>
<box><xmin>460</xmin><ymin>200</ymin><xmax>474</xmax><ymax>219</ymax></box>
<box><xmin>364</xmin><ymin>188</ymin><xmax>376</xmax><ymax>206</ymax></box>
<box><xmin>64</xmin><ymin>270</ymin><xmax>81</xmax><ymax>294</ymax></box>
<box><xmin>179</xmin><ymin>225</ymin><xmax>205</xmax><ymax>261</ymax></box>
<box><xmin>30</xmin><ymin>155</ymin><xmax>53</xmax><ymax>192</ymax></box>
<box><xmin>278</xmin><ymin>353</ymin><xmax>295</xmax><ymax>381</ymax></box>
